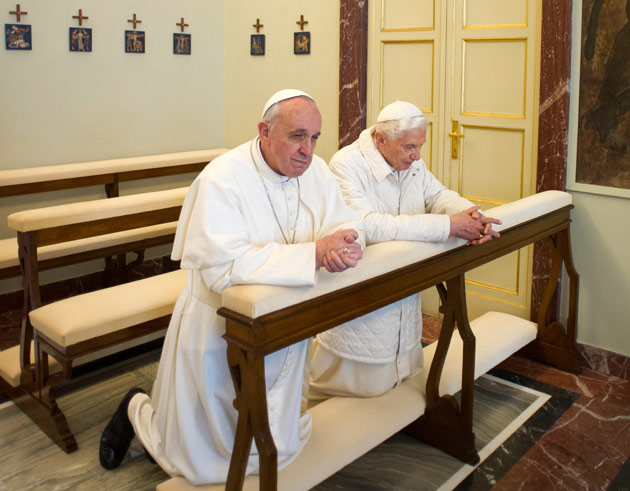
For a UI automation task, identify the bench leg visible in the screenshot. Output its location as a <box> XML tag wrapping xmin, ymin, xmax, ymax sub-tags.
<box><xmin>14</xmin><ymin>337</ymin><xmax>78</xmax><ymax>453</ymax></box>
<box><xmin>404</xmin><ymin>274</ymin><xmax>479</xmax><ymax>465</ymax></box>
<box><xmin>226</xmin><ymin>343</ymin><xmax>278</xmax><ymax>491</ymax></box>
<box><xmin>522</xmin><ymin>228</ymin><xmax>581</xmax><ymax>373</ymax></box>
<box><xmin>7</xmin><ymin>381</ymin><xmax>77</xmax><ymax>453</ymax></box>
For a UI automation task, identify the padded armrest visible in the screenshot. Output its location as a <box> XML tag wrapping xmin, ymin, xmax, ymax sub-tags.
<box><xmin>7</xmin><ymin>187</ymin><xmax>188</xmax><ymax>232</ymax></box>
<box><xmin>221</xmin><ymin>191</ymin><xmax>572</xmax><ymax>318</ymax></box>
<box><xmin>0</xmin><ymin>148</ymin><xmax>228</xmax><ymax>187</ymax></box>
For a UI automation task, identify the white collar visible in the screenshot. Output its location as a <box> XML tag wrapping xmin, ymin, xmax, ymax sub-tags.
<box><xmin>251</xmin><ymin>137</ymin><xmax>293</xmax><ymax>186</ymax></box>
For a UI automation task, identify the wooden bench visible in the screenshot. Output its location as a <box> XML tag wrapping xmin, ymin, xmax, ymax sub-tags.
<box><xmin>0</xmin><ymin>148</ymin><xmax>227</xmax><ymax>281</ymax></box>
<box><xmin>0</xmin><ymin>187</ymin><xmax>192</xmax><ymax>452</ymax></box>
<box><xmin>156</xmin><ymin>190</ymin><xmax>579</xmax><ymax>490</ymax></box>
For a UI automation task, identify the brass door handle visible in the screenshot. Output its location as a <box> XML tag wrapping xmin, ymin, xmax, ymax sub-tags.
<box><xmin>449</xmin><ymin>121</ymin><xmax>464</xmax><ymax>159</ymax></box>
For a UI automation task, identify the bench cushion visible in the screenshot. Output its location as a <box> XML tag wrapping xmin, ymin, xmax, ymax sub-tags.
<box><xmin>8</xmin><ymin>187</ymin><xmax>189</xmax><ymax>233</ymax></box>
<box><xmin>420</xmin><ymin>311</ymin><xmax>537</xmax><ymax>396</ymax></box>
<box><xmin>0</xmin><ymin>149</ymin><xmax>227</xmax><ymax>187</ymax></box>
<box><xmin>0</xmin><ymin>238</ymin><xmax>17</xmax><ymax>270</ymax></box>
<box><xmin>29</xmin><ymin>269</ymin><xmax>188</xmax><ymax>348</ymax></box>
<box><xmin>0</xmin><ymin>222</ymin><xmax>178</xmax><ymax>271</ymax></box>
<box><xmin>157</xmin><ymin>372</ymin><xmax>427</xmax><ymax>491</ymax></box>
<box><xmin>222</xmin><ymin>191</ymin><xmax>572</xmax><ymax>319</ymax></box>
<box><xmin>0</xmin><ymin>345</ymin><xmax>61</xmax><ymax>388</ymax></box>
<box><xmin>157</xmin><ymin>311</ymin><xmax>535</xmax><ymax>490</ymax></box>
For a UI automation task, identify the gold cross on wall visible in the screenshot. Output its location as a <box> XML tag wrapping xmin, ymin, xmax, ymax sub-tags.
<box><xmin>176</xmin><ymin>17</ymin><xmax>189</xmax><ymax>32</ymax></box>
<box><xmin>127</xmin><ymin>13</ymin><xmax>142</xmax><ymax>29</ymax></box>
<box><xmin>72</xmin><ymin>9</ymin><xmax>89</xmax><ymax>26</ymax></box>
<box><xmin>296</xmin><ymin>14</ymin><xmax>308</xmax><ymax>31</ymax></box>
<box><xmin>9</xmin><ymin>4</ymin><xmax>28</xmax><ymax>22</ymax></box>
<box><xmin>252</xmin><ymin>18</ymin><xmax>263</xmax><ymax>33</ymax></box>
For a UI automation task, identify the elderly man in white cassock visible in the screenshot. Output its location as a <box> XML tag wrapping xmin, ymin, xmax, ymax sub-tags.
<box><xmin>98</xmin><ymin>89</ymin><xmax>365</xmax><ymax>484</ymax></box>
<box><xmin>310</xmin><ymin>100</ymin><xmax>501</xmax><ymax>400</ymax></box>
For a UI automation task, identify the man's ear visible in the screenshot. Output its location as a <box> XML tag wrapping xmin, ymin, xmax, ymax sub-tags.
<box><xmin>258</xmin><ymin>121</ymin><xmax>270</xmax><ymax>140</ymax></box>
<box><xmin>374</xmin><ymin>130</ymin><xmax>386</xmax><ymax>148</ymax></box>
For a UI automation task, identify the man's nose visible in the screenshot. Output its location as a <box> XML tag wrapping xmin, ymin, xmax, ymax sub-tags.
<box><xmin>299</xmin><ymin>138</ymin><xmax>314</xmax><ymax>155</ymax></box>
<box><xmin>410</xmin><ymin>148</ymin><xmax>420</xmax><ymax>161</ymax></box>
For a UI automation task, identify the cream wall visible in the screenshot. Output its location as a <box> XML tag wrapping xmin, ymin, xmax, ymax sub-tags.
<box><xmin>0</xmin><ymin>0</ymin><xmax>225</xmax><ymax>293</ymax></box>
<box><xmin>566</xmin><ymin>0</ymin><xmax>630</xmax><ymax>356</ymax></box>
<box><xmin>224</xmin><ymin>0</ymin><xmax>340</xmax><ymax>162</ymax></box>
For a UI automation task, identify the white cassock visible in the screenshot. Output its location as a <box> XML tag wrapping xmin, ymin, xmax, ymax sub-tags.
<box><xmin>310</xmin><ymin>126</ymin><xmax>474</xmax><ymax>399</ymax></box>
<box><xmin>128</xmin><ymin>137</ymin><xmax>363</xmax><ymax>485</ymax></box>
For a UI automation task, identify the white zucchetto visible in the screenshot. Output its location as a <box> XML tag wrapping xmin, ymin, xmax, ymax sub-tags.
<box><xmin>376</xmin><ymin>101</ymin><xmax>424</xmax><ymax>122</ymax></box>
<box><xmin>262</xmin><ymin>89</ymin><xmax>315</xmax><ymax>118</ymax></box>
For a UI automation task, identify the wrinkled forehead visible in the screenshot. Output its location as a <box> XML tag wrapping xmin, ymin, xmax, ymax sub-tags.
<box><xmin>277</xmin><ymin>98</ymin><xmax>322</xmax><ymax>132</ymax></box>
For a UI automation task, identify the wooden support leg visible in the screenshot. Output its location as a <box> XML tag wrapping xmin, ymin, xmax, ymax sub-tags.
<box><xmin>2</xmin><ymin>370</ymin><xmax>77</xmax><ymax>453</ymax></box>
<box><xmin>14</xmin><ymin>231</ymin><xmax>77</xmax><ymax>452</ymax></box>
<box><xmin>404</xmin><ymin>275</ymin><xmax>479</xmax><ymax>465</ymax></box>
<box><xmin>225</xmin><ymin>343</ymin><xmax>278</xmax><ymax>491</ymax></box>
<box><xmin>521</xmin><ymin>228</ymin><xmax>581</xmax><ymax>373</ymax></box>
<box><xmin>16</xmin><ymin>339</ymin><xmax>78</xmax><ymax>452</ymax></box>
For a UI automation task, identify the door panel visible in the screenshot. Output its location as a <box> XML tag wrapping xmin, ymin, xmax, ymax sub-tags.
<box><xmin>464</xmin><ymin>0</ymin><xmax>528</xmax><ymax>28</ymax></box>
<box><xmin>460</xmin><ymin>125</ymin><xmax>525</xmax><ymax>202</ymax></box>
<box><xmin>381</xmin><ymin>41</ymin><xmax>435</xmax><ymax>112</ymax></box>
<box><xmin>383</xmin><ymin>0</ymin><xmax>435</xmax><ymax>30</ymax></box>
<box><xmin>462</xmin><ymin>39</ymin><xmax>527</xmax><ymax>117</ymax></box>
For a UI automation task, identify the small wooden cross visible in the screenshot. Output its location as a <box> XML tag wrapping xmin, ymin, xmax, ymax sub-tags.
<box><xmin>176</xmin><ymin>17</ymin><xmax>188</xmax><ymax>32</ymax></box>
<box><xmin>9</xmin><ymin>4</ymin><xmax>28</xmax><ymax>22</ymax></box>
<box><xmin>127</xmin><ymin>13</ymin><xmax>142</xmax><ymax>29</ymax></box>
<box><xmin>296</xmin><ymin>14</ymin><xmax>308</xmax><ymax>31</ymax></box>
<box><xmin>252</xmin><ymin>18</ymin><xmax>263</xmax><ymax>33</ymax></box>
<box><xmin>72</xmin><ymin>9</ymin><xmax>89</xmax><ymax>26</ymax></box>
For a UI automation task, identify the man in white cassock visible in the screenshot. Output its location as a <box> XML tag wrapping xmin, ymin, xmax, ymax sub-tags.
<box><xmin>99</xmin><ymin>89</ymin><xmax>364</xmax><ymax>484</ymax></box>
<box><xmin>310</xmin><ymin>101</ymin><xmax>501</xmax><ymax>399</ymax></box>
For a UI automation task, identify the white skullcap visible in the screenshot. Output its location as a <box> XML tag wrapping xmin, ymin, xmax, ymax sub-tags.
<box><xmin>262</xmin><ymin>89</ymin><xmax>315</xmax><ymax>118</ymax></box>
<box><xmin>376</xmin><ymin>101</ymin><xmax>424</xmax><ymax>122</ymax></box>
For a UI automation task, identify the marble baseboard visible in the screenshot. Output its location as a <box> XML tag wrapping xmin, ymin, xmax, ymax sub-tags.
<box><xmin>578</xmin><ymin>343</ymin><xmax>630</xmax><ymax>380</ymax></box>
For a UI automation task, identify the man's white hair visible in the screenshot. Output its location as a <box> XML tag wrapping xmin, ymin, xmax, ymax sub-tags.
<box><xmin>374</xmin><ymin>115</ymin><xmax>427</xmax><ymax>139</ymax></box>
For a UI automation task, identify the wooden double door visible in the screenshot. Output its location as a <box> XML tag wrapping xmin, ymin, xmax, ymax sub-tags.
<box><xmin>368</xmin><ymin>0</ymin><xmax>542</xmax><ymax>320</ymax></box>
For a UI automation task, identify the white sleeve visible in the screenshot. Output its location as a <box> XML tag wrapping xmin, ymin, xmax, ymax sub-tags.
<box><xmin>422</xmin><ymin>167</ymin><xmax>475</xmax><ymax>217</ymax></box>
<box><xmin>330</xmin><ymin>154</ymin><xmax>469</xmax><ymax>243</ymax></box>
<box><xmin>175</xmin><ymin>169</ymin><xmax>318</xmax><ymax>293</ymax></box>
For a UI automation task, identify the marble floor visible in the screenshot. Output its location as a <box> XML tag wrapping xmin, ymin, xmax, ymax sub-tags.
<box><xmin>421</xmin><ymin>316</ymin><xmax>630</xmax><ymax>491</ymax></box>
<box><xmin>0</xmin><ymin>313</ymin><xmax>628</xmax><ymax>490</ymax></box>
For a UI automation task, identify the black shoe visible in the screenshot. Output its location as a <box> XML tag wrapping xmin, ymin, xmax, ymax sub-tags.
<box><xmin>99</xmin><ymin>387</ymin><xmax>146</xmax><ymax>470</ymax></box>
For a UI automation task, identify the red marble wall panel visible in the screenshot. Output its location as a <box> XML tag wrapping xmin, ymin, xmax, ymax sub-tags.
<box><xmin>531</xmin><ymin>0</ymin><xmax>573</xmax><ymax>325</ymax></box>
<box><xmin>338</xmin><ymin>0</ymin><xmax>368</xmax><ymax>149</ymax></box>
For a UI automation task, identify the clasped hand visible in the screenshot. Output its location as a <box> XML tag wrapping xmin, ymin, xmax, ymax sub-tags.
<box><xmin>449</xmin><ymin>206</ymin><xmax>502</xmax><ymax>246</ymax></box>
<box><xmin>316</xmin><ymin>228</ymin><xmax>363</xmax><ymax>272</ymax></box>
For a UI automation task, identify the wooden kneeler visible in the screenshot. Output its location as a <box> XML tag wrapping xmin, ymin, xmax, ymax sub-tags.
<box><xmin>154</xmin><ymin>191</ymin><xmax>579</xmax><ymax>491</ymax></box>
